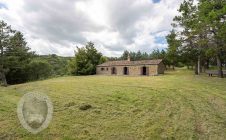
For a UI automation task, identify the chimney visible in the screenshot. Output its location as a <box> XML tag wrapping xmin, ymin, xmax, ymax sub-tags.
<box><xmin>127</xmin><ymin>54</ymin><xmax>130</xmax><ymax>61</ymax></box>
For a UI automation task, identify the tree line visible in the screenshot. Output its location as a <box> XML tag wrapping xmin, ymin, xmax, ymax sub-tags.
<box><xmin>108</xmin><ymin>50</ymin><xmax>176</xmax><ymax>69</ymax></box>
<box><xmin>0</xmin><ymin>20</ymin><xmax>106</xmax><ymax>86</ymax></box>
<box><xmin>116</xmin><ymin>0</ymin><xmax>226</xmax><ymax>75</ymax></box>
<box><xmin>0</xmin><ymin>21</ymin><xmax>73</xmax><ymax>86</ymax></box>
<box><xmin>166</xmin><ymin>0</ymin><xmax>226</xmax><ymax>77</ymax></box>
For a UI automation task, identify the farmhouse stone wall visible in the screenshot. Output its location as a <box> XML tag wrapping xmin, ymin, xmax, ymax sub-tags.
<box><xmin>148</xmin><ymin>65</ymin><xmax>158</xmax><ymax>76</ymax></box>
<box><xmin>96</xmin><ymin>67</ymin><xmax>110</xmax><ymax>75</ymax></box>
<box><xmin>158</xmin><ymin>62</ymin><xmax>165</xmax><ymax>74</ymax></box>
<box><xmin>96</xmin><ymin>64</ymin><xmax>164</xmax><ymax>76</ymax></box>
<box><xmin>128</xmin><ymin>66</ymin><xmax>141</xmax><ymax>76</ymax></box>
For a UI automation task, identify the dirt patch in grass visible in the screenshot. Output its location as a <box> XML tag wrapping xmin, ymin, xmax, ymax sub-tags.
<box><xmin>79</xmin><ymin>104</ymin><xmax>92</xmax><ymax>111</ymax></box>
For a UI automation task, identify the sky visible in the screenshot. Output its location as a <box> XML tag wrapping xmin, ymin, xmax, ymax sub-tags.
<box><xmin>0</xmin><ymin>0</ymin><xmax>183</xmax><ymax>57</ymax></box>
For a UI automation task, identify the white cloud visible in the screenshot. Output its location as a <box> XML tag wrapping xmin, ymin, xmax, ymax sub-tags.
<box><xmin>0</xmin><ymin>0</ymin><xmax>183</xmax><ymax>57</ymax></box>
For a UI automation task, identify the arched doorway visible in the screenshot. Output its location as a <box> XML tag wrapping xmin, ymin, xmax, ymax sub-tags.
<box><xmin>111</xmin><ymin>67</ymin><xmax>117</xmax><ymax>74</ymax></box>
<box><xmin>123</xmin><ymin>67</ymin><xmax>129</xmax><ymax>75</ymax></box>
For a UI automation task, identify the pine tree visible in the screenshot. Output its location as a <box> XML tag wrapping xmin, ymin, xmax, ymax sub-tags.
<box><xmin>0</xmin><ymin>21</ymin><xmax>15</xmax><ymax>86</ymax></box>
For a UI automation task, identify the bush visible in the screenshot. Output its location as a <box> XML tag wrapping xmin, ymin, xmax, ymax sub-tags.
<box><xmin>26</xmin><ymin>60</ymin><xmax>53</xmax><ymax>81</ymax></box>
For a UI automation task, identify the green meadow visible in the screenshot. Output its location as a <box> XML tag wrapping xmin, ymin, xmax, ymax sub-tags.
<box><xmin>1</xmin><ymin>69</ymin><xmax>226</xmax><ymax>140</ymax></box>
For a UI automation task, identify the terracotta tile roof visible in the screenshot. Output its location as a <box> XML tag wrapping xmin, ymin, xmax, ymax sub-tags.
<box><xmin>97</xmin><ymin>59</ymin><xmax>163</xmax><ymax>67</ymax></box>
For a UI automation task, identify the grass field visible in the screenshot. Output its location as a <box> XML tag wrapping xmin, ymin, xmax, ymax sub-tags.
<box><xmin>1</xmin><ymin>69</ymin><xmax>226</xmax><ymax>140</ymax></box>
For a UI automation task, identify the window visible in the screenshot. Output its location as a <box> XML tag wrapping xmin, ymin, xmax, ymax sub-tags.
<box><xmin>101</xmin><ymin>68</ymin><xmax>105</xmax><ymax>71</ymax></box>
<box><xmin>106</xmin><ymin>68</ymin><xmax>108</xmax><ymax>71</ymax></box>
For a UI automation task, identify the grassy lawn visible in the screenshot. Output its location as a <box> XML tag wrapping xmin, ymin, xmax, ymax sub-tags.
<box><xmin>1</xmin><ymin>68</ymin><xmax>226</xmax><ymax>140</ymax></box>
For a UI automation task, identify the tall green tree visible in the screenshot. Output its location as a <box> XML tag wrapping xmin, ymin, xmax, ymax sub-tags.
<box><xmin>5</xmin><ymin>31</ymin><xmax>34</xmax><ymax>84</ymax></box>
<box><xmin>171</xmin><ymin>0</ymin><xmax>226</xmax><ymax>77</ymax></box>
<box><xmin>166</xmin><ymin>30</ymin><xmax>181</xmax><ymax>70</ymax></box>
<box><xmin>99</xmin><ymin>56</ymin><xmax>108</xmax><ymax>64</ymax></box>
<box><xmin>150</xmin><ymin>49</ymin><xmax>161</xmax><ymax>59</ymax></box>
<box><xmin>69</xmin><ymin>42</ymin><xmax>102</xmax><ymax>75</ymax></box>
<box><xmin>136</xmin><ymin>51</ymin><xmax>142</xmax><ymax>60</ymax></box>
<box><xmin>0</xmin><ymin>21</ymin><xmax>15</xmax><ymax>86</ymax></box>
<box><xmin>173</xmin><ymin>0</ymin><xmax>200</xmax><ymax>73</ymax></box>
<box><xmin>198</xmin><ymin>0</ymin><xmax>226</xmax><ymax>77</ymax></box>
<box><xmin>120</xmin><ymin>50</ymin><xmax>130</xmax><ymax>60</ymax></box>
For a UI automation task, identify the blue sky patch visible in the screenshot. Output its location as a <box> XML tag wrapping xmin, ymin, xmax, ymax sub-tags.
<box><xmin>154</xmin><ymin>36</ymin><xmax>166</xmax><ymax>44</ymax></box>
<box><xmin>152</xmin><ymin>0</ymin><xmax>161</xmax><ymax>3</ymax></box>
<box><xmin>0</xmin><ymin>3</ymin><xmax>7</xmax><ymax>9</ymax></box>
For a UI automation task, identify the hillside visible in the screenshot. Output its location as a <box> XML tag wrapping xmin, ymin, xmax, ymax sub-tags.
<box><xmin>1</xmin><ymin>69</ymin><xmax>226</xmax><ymax>139</ymax></box>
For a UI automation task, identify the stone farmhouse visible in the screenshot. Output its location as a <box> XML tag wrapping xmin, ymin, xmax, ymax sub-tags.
<box><xmin>96</xmin><ymin>56</ymin><xmax>165</xmax><ymax>76</ymax></box>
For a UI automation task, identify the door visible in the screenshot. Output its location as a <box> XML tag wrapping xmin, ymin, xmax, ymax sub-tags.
<box><xmin>111</xmin><ymin>67</ymin><xmax>117</xmax><ymax>74</ymax></box>
<box><xmin>123</xmin><ymin>67</ymin><xmax>129</xmax><ymax>75</ymax></box>
<box><xmin>141</xmin><ymin>66</ymin><xmax>148</xmax><ymax>75</ymax></box>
